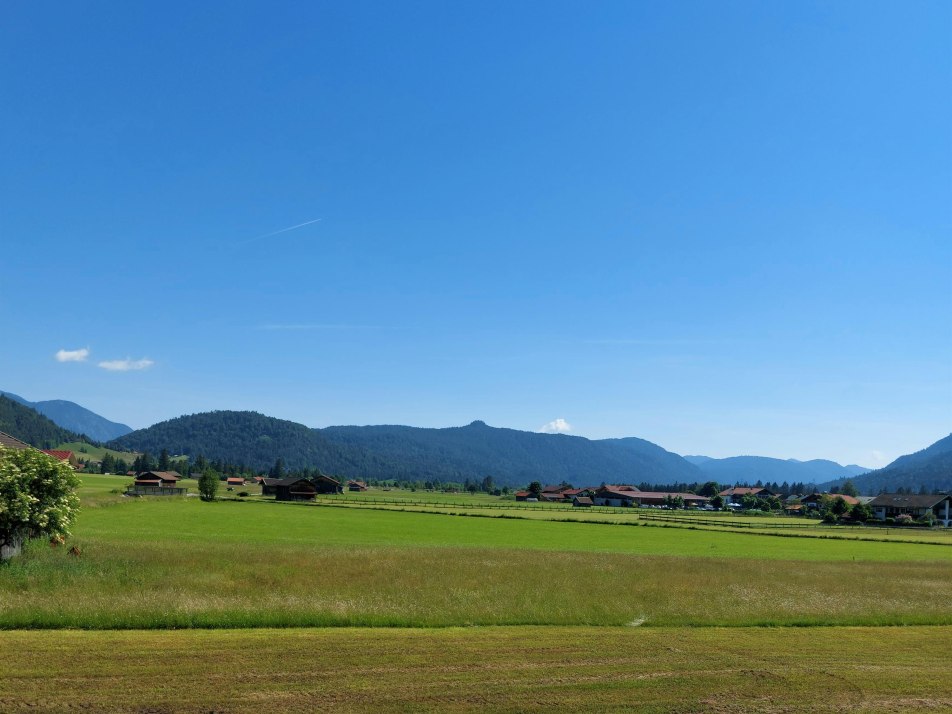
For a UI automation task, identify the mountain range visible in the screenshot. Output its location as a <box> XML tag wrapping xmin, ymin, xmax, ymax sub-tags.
<box><xmin>683</xmin><ymin>455</ymin><xmax>870</xmax><ymax>487</ymax></box>
<box><xmin>109</xmin><ymin>412</ymin><xmax>702</xmax><ymax>488</ymax></box>
<box><xmin>0</xmin><ymin>390</ymin><xmax>132</xmax><ymax>442</ymax></box>
<box><xmin>821</xmin><ymin>434</ymin><xmax>952</xmax><ymax>495</ymax></box>
<box><xmin>1</xmin><ymin>387</ymin><xmax>947</xmax><ymax>494</ymax></box>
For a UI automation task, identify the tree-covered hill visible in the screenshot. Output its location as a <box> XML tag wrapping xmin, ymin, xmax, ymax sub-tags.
<box><xmin>110</xmin><ymin>411</ymin><xmax>702</xmax><ymax>487</ymax></box>
<box><xmin>0</xmin><ymin>395</ymin><xmax>80</xmax><ymax>448</ymax></box>
<box><xmin>823</xmin><ymin>434</ymin><xmax>952</xmax><ymax>494</ymax></box>
<box><xmin>109</xmin><ymin>411</ymin><xmax>364</xmax><ymax>474</ymax></box>
<box><xmin>321</xmin><ymin>421</ymin><xmax>702</xmax><ymax>486</ymax></box>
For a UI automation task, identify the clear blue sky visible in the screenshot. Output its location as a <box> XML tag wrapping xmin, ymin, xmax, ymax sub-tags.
<box><xmin>1</xmin><ymin>1</ymin><xmax>949</xmax><ymax>467</ymax></box>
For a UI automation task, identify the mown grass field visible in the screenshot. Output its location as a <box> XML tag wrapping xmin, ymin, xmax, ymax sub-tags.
<box><xmin>4</xmin><ymin>475</ymin><xmax>952</xmax><ymax>711</ymax></box>
<box><xmin>1</xmin><ymin>626</ymin><xmax>949</xmax><ymax>713</ymax></box>
<box><xmin>2</xmin><ymin>477</ymin><xmax>950</xmax><ymax>629</ymax></box>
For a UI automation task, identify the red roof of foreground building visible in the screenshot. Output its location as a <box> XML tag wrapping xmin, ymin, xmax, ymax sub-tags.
<box><xmin>41</xmin><ymin>449</ymin><xmax>74</xmax><ymax>462</ymax></box>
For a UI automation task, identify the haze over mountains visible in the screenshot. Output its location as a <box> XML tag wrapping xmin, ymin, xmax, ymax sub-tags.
<box><xmin>0</xmin><ymin>391</ymin><xmax>132</xmax><ymax>442</ymax></box>
<box><xmin>684</xmin><ymin>456</ymin><xmax>870</xmax><ymax>487</ymax></box>
<box><xmin>2</xmin><ymin>389</ymin><xmax>947</xmax><ymax>494</ymax></box>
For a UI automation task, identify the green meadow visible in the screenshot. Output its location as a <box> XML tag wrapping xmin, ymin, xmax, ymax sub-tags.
<box><xmin>4</xmin><ymin>475</ymin><xmax>952</xmax><ymax>711</ymax></box>
<box><xmin>1</xmin><ymin>477</ymin><xmax>950</xmax><ymax>630</ymax></box>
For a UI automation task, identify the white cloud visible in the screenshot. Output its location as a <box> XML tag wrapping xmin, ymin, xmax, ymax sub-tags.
<box><xmin>55</xmin><ymin>347</ymin><xmax>90</xmax><ymax>362</ymax></box>
<box><xmin>98</xmin><ymin>357</ymin><xmax>155</xmax><ymax>372</ymax></box>
<box><xmin>539</xmin><ymin>418</ymin><xmax>573</xmax><ymax>434</ymax></box>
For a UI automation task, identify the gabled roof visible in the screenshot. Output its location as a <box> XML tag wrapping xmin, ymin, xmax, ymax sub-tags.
<box><xmin>801</xmin><ymin>493</ymin><xmax>860</xmax><ymax>506</ymax></box>
<box><xmin>635</xmin><ymin>491</ymin><xmax>710</xmax><ymax>501</ymax></box>
<box><xmin>226</xmin><ymin>477</ymin><xmax>244</xmax><ymax>484</ymax></box>
<box><xmin>514</xmin><ymin>491</ymin><xmax>530</xmax><ymax>497</ymax></box>
<box><xmin>274</xmin><ymin>476</ymin><xmax>315</xmax><ymax>487</ymax></box>
<box><xmin>869</xmin><ymin>493</ymin><xmax>951</xmax><ymax>509</ymax></box>
<box><xmin>719</xmin><ymin>487</ymin><xmax>771</xmax><ymax>497</ymax></box>
<box><xmin>541</xmin><ymin>484</ymin><xmax>568</xmax><ymax>493</ymax></box>
<box><xmin>0</xmin><ymin>431</ymin><xmax>31</xmax><ymax>450</ymax></box>
<box><xmin>596</xmin><ymin>486</ymin><xmax>640</xmax><ymax>499</ymax></box>
<box><xmin>312</xmin><ymin>475</ymin><xmax>341</xmax><ymax>486</ymax></box>
<box><xmin>573</xmin><ymin>496</ymin><xmax>594</xmax><ymax>505</ymax></box>
<box><xmin>41</xmin><ymin>449</ymin><xmax>74</xmax><ymax>461</ymax></box>
<box><xmin>137</xmin><ymin>471</ymin><xmax>181</xmax><ymax>481</ymax></box>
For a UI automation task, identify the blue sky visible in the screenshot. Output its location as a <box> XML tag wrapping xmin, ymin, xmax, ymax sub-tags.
<box><xmin>1</xmin><ymin>1</ymin><xmax>949</xmax><ymax>467</ymax></box>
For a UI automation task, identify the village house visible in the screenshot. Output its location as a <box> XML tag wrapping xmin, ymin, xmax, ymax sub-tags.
<box><xmin>718</xmin><ymin>486</ymin><xmax>776</xmax><ymax>505</ymax></box>
<box><xmin>41</xmin><ymin>449</ymin><xmax>78</xmax><ymax>469</ymax></box>
<box><xmin>593</xmin><ymin>486</ymin><xmax>641</xmax><ymax>507</ymax></box>
<box><xmin>128</xmin><ymin>471</ymin><xmax>186</xmax><ymax>496</ymax></box>
<box><xmin>799</xmin><ymin>493</ymin><xmax>860</xmax><ymax>510</ymax></box>
<box><xmin>869</xmin><ymin>493</ymin><xmax>952</xmax><ymax>526</ymax></box>
<box><xmin>0</xmin><ymin>431</ymin><xmax>31</xmax><ymax>450</ymax></box>
<box><xmin>631</xmin><ymin>491</ymin><xmax>710</xmax><ymax>508</ymax></box>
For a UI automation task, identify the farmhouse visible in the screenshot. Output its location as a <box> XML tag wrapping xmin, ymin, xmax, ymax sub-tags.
<box><xmin>347</xmin><ymin>480</ymin><xmax>368</xmax><ymax>491</ymax></box>
<box><xmin>41</xmin><ymin>449</ymin><xmax>78</xmax><ymax>469</ymax></box>
<box><xmin>514</xmin><ymin>491</ymin><xmax>531</xmax><ymax>501</ymax></box>
<box><xmin>0</xmin><ymin>431</ymin><xmax>31</xmax><ymax>450</ymax></box>
<box><xmin>719</xmin><ymin>487</ymin><xmax>776</xmax><ymax>505</ymax></box>
<box><xmin>800</xmin><ymin>493</ymin><xmax>859</xmax><ymax>510</ymax></box>
<box><xmin>593</xmin><ymin>486</ymin><xmax>640</xmax><ymax>507</ymax></box>
<box><xmin>632</xmin><ymin>491</ymin><xmax>710</xmax><ymax>508</ymax></box>
<box><xmin>869</xmin><ymin>493</ymin><xmax>952</xmax><ymax>526</ymax></box>
<box><xmin>128</xmin><ymin>471</ymin><xmax>186</xmax><ymax>496</ymax></box>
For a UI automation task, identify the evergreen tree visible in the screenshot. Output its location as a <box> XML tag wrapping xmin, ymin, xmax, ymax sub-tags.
<box><xmin>158</xmin><ymin>448</ymin><xmax>170</xmax><ymax>471</ymax></box>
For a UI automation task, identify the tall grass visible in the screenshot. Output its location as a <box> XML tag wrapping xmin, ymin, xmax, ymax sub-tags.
<box><xmin>2</xmin><ymin>536</ymin><xmax>951</xmax><ymax>629</ymax></box>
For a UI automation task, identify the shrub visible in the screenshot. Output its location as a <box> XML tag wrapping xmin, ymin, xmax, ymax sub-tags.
<box><xmin>0</xmin><ymin>447</ymin><xmax>80</xmax><ymax>559</ymax></box>
<box><xmin>238</xmin><ymin>491</ymin><xmax>249</xmax><ymax>498</ymax></box>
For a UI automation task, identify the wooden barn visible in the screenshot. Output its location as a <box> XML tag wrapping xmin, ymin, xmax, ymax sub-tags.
<box><xmin>312</xmin><ymin>475</ymin><xmax>342</xmax><ymax>494</ymax></box>
<box><xmin>273</xmin><ymin>477</ymin><xmax>318</xmax><ymax>501</ymax></box>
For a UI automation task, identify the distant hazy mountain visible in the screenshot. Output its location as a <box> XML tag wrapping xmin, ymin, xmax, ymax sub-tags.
<box><xmin>0</xmin><ymin>395</ymin><xmax>78</xmax><ymax>448</ymax></box>
<box><xmin>686</xmin><ymin>454</ymin><xmax>870</xmax><ymax>488</ymax></box>
<box><xmin>824</xmin><ymin>434</ymin><xmax>952</xmax><ymax>495</ymax></box>
<box><xmin>0</xmin><ymin>391</ymin><xmax>132</xmax><ymax>442</ymax></box>
<box><xmin>110</xmin><ymin>411</ymin><xmax>702</xmax><ymax>487</ymax></box>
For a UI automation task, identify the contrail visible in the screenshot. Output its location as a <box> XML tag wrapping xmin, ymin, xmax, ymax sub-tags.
<box><xmin>239</xmin><ymin>218</ymin><xmax>322</xmax><ymax>245</ymax></box>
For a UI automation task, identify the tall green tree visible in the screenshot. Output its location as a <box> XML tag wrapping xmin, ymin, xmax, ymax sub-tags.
<box><xmin>198</xmin><ymin>469</ymin><xmax>219</xmax><ymax>502</ymax></box>
<box><xmin>840</xmin><ymin>480</ymin><xmax>859</xmax><ymax>497</ymax></box>
<box><xmin>158</xmin><ymin>448</ymin><xmax>170</xmax><ymax>471</ymax></box>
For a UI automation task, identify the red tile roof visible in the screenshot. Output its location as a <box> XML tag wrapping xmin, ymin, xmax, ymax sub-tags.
<box><xmin>41</xmin><ymin>449</ymin><xmax>74</xmax><ymax>462</ymax></box>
